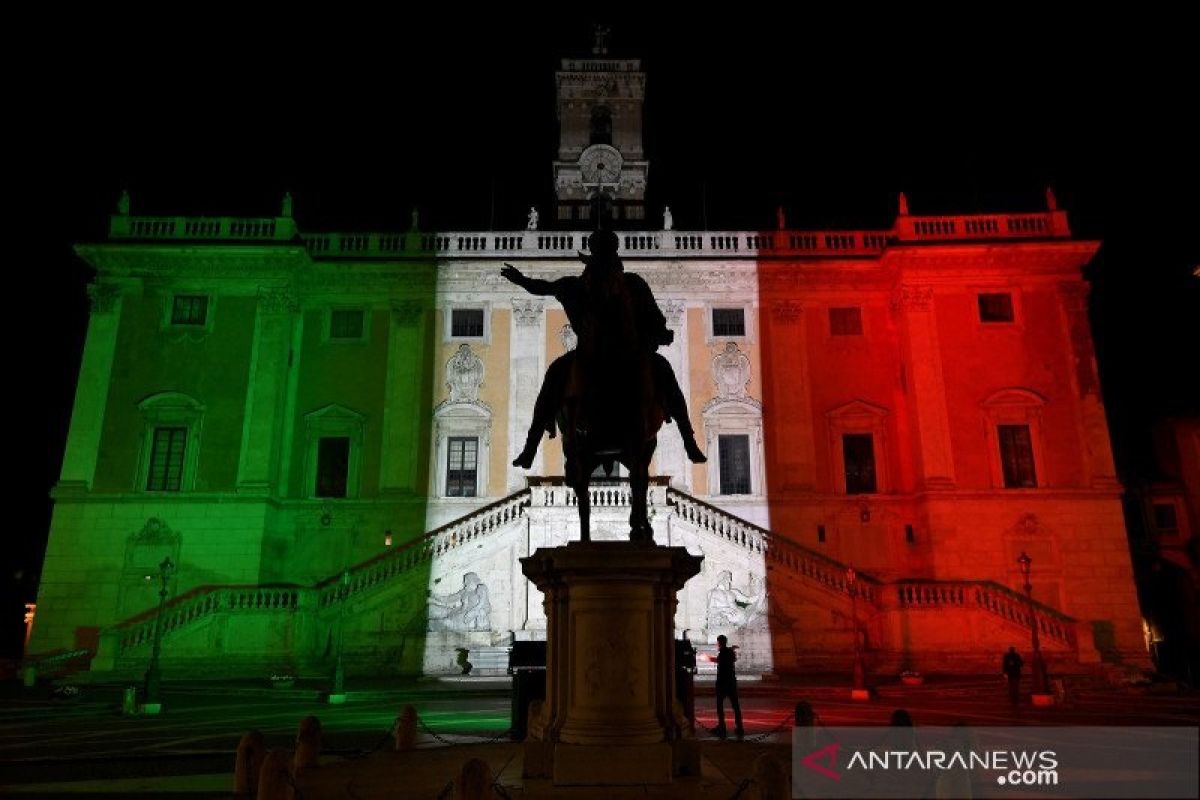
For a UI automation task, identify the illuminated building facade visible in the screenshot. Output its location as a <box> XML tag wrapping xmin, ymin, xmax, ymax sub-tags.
<box><xmin>29</xmin><ymin>49</ymin><xmax>1150</xmax><ymax>679</ymax></box>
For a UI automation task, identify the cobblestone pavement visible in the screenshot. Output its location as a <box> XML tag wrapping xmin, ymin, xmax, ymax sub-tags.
<box><xmin>1</xmin><ymin>676</ymin><xmax>1197</xmax><ymax>794</ymax></box>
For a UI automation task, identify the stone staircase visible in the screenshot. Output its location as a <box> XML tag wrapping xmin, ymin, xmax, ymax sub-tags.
<box><xmin>90</xmin><ymin>479</ymin><xmax>1082</xmax><ymax>676</ymax></box>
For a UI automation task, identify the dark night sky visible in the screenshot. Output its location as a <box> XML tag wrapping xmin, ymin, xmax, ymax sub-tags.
<box><xmin>10</xmin><ymin>14</ymin><xmax>1198</xmax><ymax>658</ymax></box>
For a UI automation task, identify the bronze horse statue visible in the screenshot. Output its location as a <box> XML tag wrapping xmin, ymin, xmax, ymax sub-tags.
<box><xmin>503</xmin><ymin>230</ymin><xmax>704</xmax><ymax>542</ymax></box>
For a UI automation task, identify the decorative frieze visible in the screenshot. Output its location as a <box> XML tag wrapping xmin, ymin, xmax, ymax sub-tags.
<box><xmin>132</xmin><ymin>516</ymin><xmax>178</xmax><ymax>544</ymax></box>
<box><xmin>446</xmin><ymin>344</ymin><xmax>484</xmax><ymax>404</ymax></box>
<box><xmin>712</xmin><ymin>342</ymin><xmax>752</xmax><ymax>401</ymax></box>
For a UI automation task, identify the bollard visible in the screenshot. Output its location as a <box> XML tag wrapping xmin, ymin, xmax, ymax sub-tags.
<box><xmin>794</xmin><ymin>700</ymin><xmax>818</xmax><ymax>755</ymax></box>
<box><xmin>122</xmin><ymin>686</ymin><xmax>139</xmax><ymax>716</ymax></box>
<box><xmin>22</xmin><ymin>666</ymin><xmax>36</xmax><ymax>688</ymax></box>
<box><xmin>256</xmin><ymin>749</ymin><xmax>293</xmax><ymax>800</ymax></box>
<box><xmin>752</xmin><ymin>752</ymin><xmax>789</xmax><ymax>800</ymax></box>
<box><xmin>457</xmin><ymin>757</ymin><xmax>492</xmax><ymax>800</ymax></box>
<box><xmin>293</xmin><ymin>715</ymin><xmax>322</xmax><ymax>774</ymax></box>
<box><xmin>234</xmin><ymin>730</ymin><xmax>266</xmax><ymax>798</ymax></box>
<box><xmin>395</xmin><ymin>705</ymin><xmax>417</xmax><ymax>751</ymax></box>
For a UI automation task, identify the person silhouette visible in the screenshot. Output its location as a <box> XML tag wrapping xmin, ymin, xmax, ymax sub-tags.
<box><xmin>708</xmin><ymin>634</ymin><xmax>743</xmax><ymax>740</ymax></box>
<box><xmin>1003</xmin><ymin>646</ymin><xmax>1024</xmax><ymax>707</ymax></box>
<box><xmin>503</xmin><ymin>230</ymin><xmax>706</xmax><ymax>468</ymax></box>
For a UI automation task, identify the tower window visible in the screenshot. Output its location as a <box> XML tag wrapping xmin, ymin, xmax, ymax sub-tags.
<box><xmin>842</xmin><ymin>433</ymin><xmax>877</xmax><ymax>494</ymax></box>
<box><xmin>978</xmin><ymin>293</ymin><xmax>1015</xmax><ymax>323</ymax></box>
<box><xmin>451</xmin><ymin>308</ymin><xmax>485</xmax><ymax>338</ymax></box>
<box><xmin>146</xmin><ymin>427</ymin><xmax>187</xmax><ymax>492</ymax></box>
<box><xmin>712</xmin><ymin>308</ymin><xmax>746</xmax><ymax>337</ymax></box>
<box><xmin>997</xmin><ymin>424</ymin><xmax>1037</xmax><ymax>488</ymax></box>
<box><xmin>446</xmin><ymin>436</ymin><xmax>479</xmax><ymax>497</ymax></box>
<box><xmin>590</xmin><ymin>105</ymin><xmax>612</xmax><ymax>145</ymax></box>
<box><xmin>829</xmin><ymin>307</ymin><xmax>863</xmax><ymax>336</ymax></box>
<box><xmin>905</xmin><ymin>524</ymin><xmax>915</xmax><ymax>543</ymax></box>
<box><xmin>171</xmin><ymin>295</ymin><xmax>208</xmax><ymax>326</ymax></box>
<box><xmin>316</xmin><ymin>436</ymin><xmax>351</xmax><ymax>498</ymax></box>
<box><xmin>817</xmin><ymin>524</ymin><xmax>827</xmax><ymax>544</ymax></box>
<box><xmin>718</xmin><ymin>434</ymin><xmax>751</xmax><ymax>495</ymax></box>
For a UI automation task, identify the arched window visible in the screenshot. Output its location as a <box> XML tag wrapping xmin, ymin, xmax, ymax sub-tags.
<box><xmin>590</xmin><ymin>105</ymin><xmax>612</xmax><ymax>145</ymax></box>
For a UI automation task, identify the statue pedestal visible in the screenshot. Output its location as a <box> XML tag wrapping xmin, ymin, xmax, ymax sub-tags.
<box><xmin>521</xmin><ymin>541</ymin><xmax>703</xmax><ymax>786</ymax></box>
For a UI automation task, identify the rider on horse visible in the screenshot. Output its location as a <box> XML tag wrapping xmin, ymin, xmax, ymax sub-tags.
<box><xmin>502</xmin><ymin>230</ymin><xmax>707</xmax><ymax>470</ymax></box>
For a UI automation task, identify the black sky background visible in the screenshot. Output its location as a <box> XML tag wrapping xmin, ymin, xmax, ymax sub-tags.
<box><xmin>9</xmin><ymin>13</ymin><xmax>1198</xmax><ymax>658</ymax></box>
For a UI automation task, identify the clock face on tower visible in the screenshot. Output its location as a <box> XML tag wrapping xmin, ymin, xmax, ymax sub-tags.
<box><xmin>579</xmin><ymin>144</ymin><xmax>623</xmax><ymax>184</ymax></box>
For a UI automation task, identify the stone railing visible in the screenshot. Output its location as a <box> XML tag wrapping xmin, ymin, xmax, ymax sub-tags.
<box><xmin>106</xmin><ymin>209</ymin><xmax>1071</xmax><ymax>258</ymax></box>
<box><xmin>103</xmin><ymin>491</ymin><xmax>535</xmax><ymax>655</ymax></box>
<box><xmin>112</xmin><ymin>585</ymin><xmax>305</xmax><ymax>655</ymax></box>
<box><xmin>666</xmin><ymin>489</ymin><xmax>880</xmax><ymax>602</ymax></box>
<box><xmin>23</xmin><ymin>647</ymin><xmax>93</xmax><ymax>668</ymax></box>
<box><xmin>894</xmin><ymin>210</ymin><xmax>1070</xmax><ymax>242</ymax></box>
<box><xmin>894</xmin><ymin>580</ymin><xmax>1076</xmax><ymax>645</ymax></box>
<box><xmin>101</xmin><ymin>482</ymin><xmax>1079</xmax><ymax>660</ymax></box>
<box><xmin>109</xmin><ymin>215</ymin><xmax>297</xmax><ymax>241</ymax></box>
<box><xmin>315</xmin><ymin>489</ymin><xmax>532</xmax><ymax>609</ymax></box>
<box><xmin>526</xmin><ymin>475</ymin><xmax>670</xmax><ymax>509</ymax></box>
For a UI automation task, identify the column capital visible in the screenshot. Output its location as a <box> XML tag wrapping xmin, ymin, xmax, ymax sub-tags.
<box><xmin>891</xmin><ymin>284</ymin><xmax>935</xmax><ymax>312</ymax></box>
<box><xmin>390</xmin><ymin>299</ymin><xmax>425</xmax><ymax>325</ymax></box>
<box><xmin>768</xmin><ymin>299</ymin><xmax>802</xmax><ymax>324</ymax></box>
<box><xmin>87</xmin><ymin>282</ymin><xmax>121</xmax><ymax>314</ymax></box>
<box><xmin>513</xmin><ymin>299</ymin><xmax>544</xmax><ymax>327</ymax></box>
<box><xmin>257</xmin><ymin>287</ymin><xmax>299</xmax><ymax>314</ymax></box>
<box><xmin>659</xmin><ymin>299</ymin><xmax>686</xmax><ymax>328</ymax></box>
<box><xmin>1057</xmin><ymin>281</ymin><xmax>1090</xmax><ymax>311</ymax></box>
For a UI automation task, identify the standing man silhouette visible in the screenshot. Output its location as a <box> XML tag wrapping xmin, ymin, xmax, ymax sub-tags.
<box><xmin>710</xmin><ymin>634</ymin><xmax>744</xmax><ymax>740</ymax></box>
<box><xmin>1002</xmin><ymin>645</ymin><xmax>1024</xmax><ymax>708</ymax></box>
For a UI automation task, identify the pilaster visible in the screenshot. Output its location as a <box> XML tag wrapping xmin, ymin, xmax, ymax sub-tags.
<box><xmin>893</xmin><ymin>285</ymin><xmax>956</xmax><ymax>490</ymax></box>
<box><xmin>59</xmin><ymin>283</ymin><xmax>124</xmax><ymax>490</ymax></box>
<box><xmin>507</xmin><ymin>299</ymin><xmax>546</xmax><ymax>490</ymax></box>
<box><xmin>380</xmin><ymin>300</ymin><xmax>430</xmax><ymax>494</ymax></box>
<box><xmin>236</xmin><ymin>288</ymin><xmax>297</xmax><ymax>494</ymax></box>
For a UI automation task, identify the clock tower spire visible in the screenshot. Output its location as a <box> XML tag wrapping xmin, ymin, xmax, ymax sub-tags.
<box><xmin>553</xmin><ymin>29</ymin><xmax>648</xmax><ymax>227</ymax></box>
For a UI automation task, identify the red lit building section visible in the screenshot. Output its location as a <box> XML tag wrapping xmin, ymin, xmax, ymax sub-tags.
<box><xmin>754</xmin><ymin>198</ymin><xmax>1147</xmax><ymax>670</ymax></box>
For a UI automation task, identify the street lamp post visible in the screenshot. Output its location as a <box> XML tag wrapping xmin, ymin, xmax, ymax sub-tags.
<box><xmin>143</xmin><ymin>556</ymin><xmax>175</xmax><ymax>709</ymax></box>
<box><xmin>1017</xmin><ymin>551</ymin><xmax>1051</xmax><ymax>701</ymax></box>
<box><xmin>847</xmin><ymin>566</ymin><xmax>869</xmax><ymax>699</ymax></box>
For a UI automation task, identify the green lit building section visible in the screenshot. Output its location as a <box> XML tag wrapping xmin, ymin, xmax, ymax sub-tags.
<box><xmin>33</xmin><ymin>199</ymin><xmax>437</xmax><ymax>677</ymax></box>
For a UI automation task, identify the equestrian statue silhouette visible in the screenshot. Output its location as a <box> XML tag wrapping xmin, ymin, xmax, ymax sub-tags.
<box><xmin>503</xmin><ymin>229</ymin><xmax>705</xmax><ymax>542</ymax></box>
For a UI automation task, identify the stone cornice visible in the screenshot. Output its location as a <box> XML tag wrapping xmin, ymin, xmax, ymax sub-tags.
<box><xmin>882</xmin><ymin>240</ymin><xmax>1101</xmax><ymax>274</ymax></box>
<box><xmin>75</xmin><ymin>243</ymin><xmax>312</xmax><ymax>278</ymax></box>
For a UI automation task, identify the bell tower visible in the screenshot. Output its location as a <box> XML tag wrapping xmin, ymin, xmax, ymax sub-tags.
<box><xmin>553</xmin><ymin>26</ymin><xmax>649</xmax><ymax>227</ymax></box>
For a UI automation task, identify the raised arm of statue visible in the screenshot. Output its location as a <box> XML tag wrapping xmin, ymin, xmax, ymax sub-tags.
<box><xmin>502</xmin><ymin>264</ymin><xmax>555</xmax><ymax>296</ymax></box>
